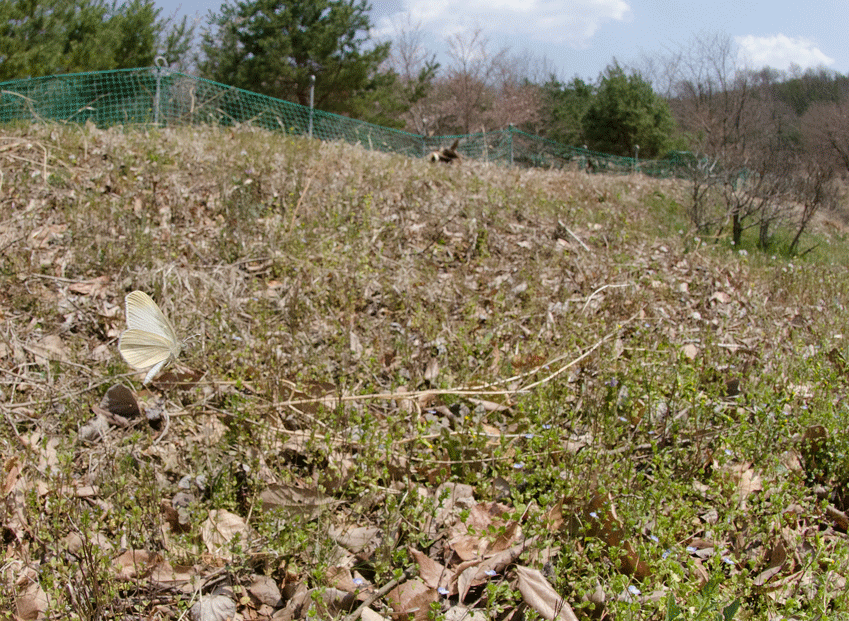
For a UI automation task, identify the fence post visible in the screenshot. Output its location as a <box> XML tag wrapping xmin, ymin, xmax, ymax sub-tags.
<box><xmin>308</xmin><ymin>74</ymin><xmax>316</xmax><ymax>139</ymax></box>
<box><xmin>153</xmin><ymin>56</ymin><xmax>167</xmax><ymax>126</ymax></box>
<box><xmin>509</xmin><ymin>124</ymin><xmax>514</xmax><ymax>165</ymax></box>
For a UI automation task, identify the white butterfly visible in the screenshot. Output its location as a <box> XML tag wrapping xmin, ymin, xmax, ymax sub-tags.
<box><xmin>118</xmin><ymin>290</ymin><xmax>181</xmax><ymax>385</ymax></box>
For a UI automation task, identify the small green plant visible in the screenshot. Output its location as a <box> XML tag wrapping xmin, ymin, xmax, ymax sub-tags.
<box><xmin>665</xmin><ymin>574</ymin><xmax>741</xmax><ymax>621</ymax></box>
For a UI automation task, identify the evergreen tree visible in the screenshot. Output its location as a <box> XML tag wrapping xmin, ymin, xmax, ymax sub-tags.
<box><xmin>583</xmin><ymin>63</ymin><xmax>677</xmax><ymax>158</ymax></box>
<box><xmin>540</xmin><ymin>76</ymin><xmax>594</xmax><ymax>145</ymax></box>
<box><xmin>198</xmin><ymin>0</ymin><xmax>393</xmax><ymax>120</ymax></box>
<box><xmin>0</xmin><ymin>0</ymin><xmax>194</xmax><ymax>81</ymax></box>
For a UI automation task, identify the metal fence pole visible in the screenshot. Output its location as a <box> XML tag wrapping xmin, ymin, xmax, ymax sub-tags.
<box><xmin>153</xmin><ymin>56</ymin><xmax>167</xmax><ymax>126</ymax></box>
<box><xmin>308</xmin><ymin>74</ymin><xmax>316</xmax><ymax>139</ymax></box>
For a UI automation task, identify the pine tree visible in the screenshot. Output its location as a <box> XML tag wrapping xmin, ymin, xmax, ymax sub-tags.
<box><xmin>583</xmin><ymin>63</ymin><xmax>677</xmax><ymax>158</ymax></box>
<box><xmin>0</xmin><ymin>0</ymin><xmax>193</xmax><ymax>81</ymax></box>
<box><xmin>198</xmin><ymin>0</ymin><xmax>392</xmax><ymax>119</ymax></box>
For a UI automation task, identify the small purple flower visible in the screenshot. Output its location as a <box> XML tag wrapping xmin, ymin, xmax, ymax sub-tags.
<box><xmin>513</xmin><ymin>462</ymin><xmax>524</xmax><ymax>470</ymax></box>
<box><xmin>686</xmin><ymin>546</ymin><xmax>697</xmax><ymax>554</ymax></box>
<box><xmin>524</xmin><ymin>433</ymin><xmax>534</xmax><ymax>439</ymax></box>
<box><xmin>484</xmin><ymin>569</ymin><xmax>497</xmax><ymax>577</ymax></box>
<box><xmin>628</xmin><ymin>585</ymin><xmax>641</xmax><ymax>596</ymax></box>
<box><xmin>437</xmin><ymin>587</ymin><xmax>449</xmax><ymax>596</ymax></box>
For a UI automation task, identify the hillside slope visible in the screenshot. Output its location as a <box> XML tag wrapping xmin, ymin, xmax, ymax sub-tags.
<box><xmin>1</xmin><ymin>124</ymin><xmax>848</xmax><ymax>620</ymax></box>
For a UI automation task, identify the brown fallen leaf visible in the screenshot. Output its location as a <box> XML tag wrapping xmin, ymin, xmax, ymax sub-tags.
<box><xmin>201</xmin><ymin>509</ymin><xmax>250</xmax><ymax>560</ymax></box>
<box><xmin>114</xmin><ymin>549</ymin><xmax>161</xmax><ymax>580</ymax></box>
<box><xmin>410</xmin><ymin>548</ymin><xmax>452</xmax><ymax>591</ymax></box>
<box><xmin>387</xmin><ymin>578</ymin><xmax>438</xmax><ymax>621</ymax></box>
<box><xmin>3</xmin><ymin>455</ymin><xmax>22</xmax><ymax>496</ymax></box>
<box><xmin>28</xmin><ymin>334</ymin><xmax>72</xmax><ymax>365</ymax></box>
<box><xmin>68</xmin><ymin>275</ymin><xmax>110</xmax><ymax>296</ymax></box>
<box><xmin>515</xmin><ymin>565</ymin><xmax>579</xmax><ymax>621</ymax></box>
<box><xmin>583</xmin><ymin>493</ymin><xmax>651</xmax><ymax>579</ymax></box>
<box><xmin>825</xmin><ymin>504</ymin><xmax>849</xmax><ymax>531</ymax></box>
<box><xmin>248</xmin><ymin>574</ymin><xmax>283</xmax><ymax>608</ymax></box>
<box><xmin>455</xmin><ymin>535</ymin><xmax>537</xmax><ymax>601</ymax></box>
<box><xmin>330</xmin><ymin>524</ymin><xmax>380</xmax><ymax>554</ymax></box>
<box><xmin>16</xmin><ymin>579</ymin><xmax>49</xmax><ymax>621</ymax></box>
<box><xmin>260</xmin><ymin>483</ymin><xmax>338</xmax><ymax>520</ymax></box>
<box><xmin>191</xmin><ymin>593</ymin><xmax>236</xmax><ymax>621</ymax></box>
<box><xmin>720</xmin><ymin>462</ymin><xmax>763</xmax><ymax>509</ymax></box>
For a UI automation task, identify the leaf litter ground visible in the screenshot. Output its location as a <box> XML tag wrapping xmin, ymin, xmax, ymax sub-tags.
<box><xmin>1</xmin><ymin>124</ymin><xmax>849</xmax><ymax>620</ymax></box>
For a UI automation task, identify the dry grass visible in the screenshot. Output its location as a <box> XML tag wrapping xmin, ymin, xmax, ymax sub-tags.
<box><xmin>1</xmin><ymin>123</ymin><xmax>848</xmax><ymax>620</ymax></box>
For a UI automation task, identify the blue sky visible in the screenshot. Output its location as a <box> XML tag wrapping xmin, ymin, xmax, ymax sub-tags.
<box><xmin>157</xmin><ymin>0</ymin><xmax>849</xmax><ymax>82</ymax></box>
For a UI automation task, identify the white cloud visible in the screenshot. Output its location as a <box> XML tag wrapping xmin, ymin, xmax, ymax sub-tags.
<box><xmin>372</xmin><ymin>0</ymin><xmax>631</xmax><ymax>49</ymax></box>
<box><xmin>736</xmin><ymin>34</ymin><xmax>834</xmax><ymax>71</ymax></box>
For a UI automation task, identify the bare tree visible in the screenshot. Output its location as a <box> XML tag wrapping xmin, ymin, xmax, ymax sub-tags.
<box><xmin>384</xmin><ymin>17</ymin><xmax>439</xmax><ymax>135</ymax></box>
<box><xmin>789</xmin><ymin>158</ymin><xmax>840</xmax><ymax>254</ymax></box>
<box><xmin>802</xmin><ymin>99</ymin><xmax>849</xmax><ymax>174</ymax></box>
<box><xmin>441</xmin><ymin>28</ymin><xmax>508</xmax><ymax>134</ymax></box>
<box><xmin>657</xmin><ymin>34</ymin><xmax>801</xmax><ymax>245</ymax></box>
<box><xmin>418</xmin><ymin>28</ymin><xmax>547</xmax><ymax>136</ymax></box>
<box><xmin>483</xmin><ymin>49</ymin><xmax>545</xmax><ymax>132</ymax></box>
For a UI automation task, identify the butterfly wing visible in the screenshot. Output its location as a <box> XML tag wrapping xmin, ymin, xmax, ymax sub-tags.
<box><xmin>125</xmin><ymin>291</ymin><xmax>179</xmax><ymax>347</ymax></box>
<box><xmin>119</xmin><ymin>291</ymin><xmax>181</xmax><ymax>384</ymax></box>
<box><xmin>119</xmin><ymin>329</ymin><xmax>176</xmax><ymax>369</ymax></box>
<box><xmin>143</xmin><ymin>358</ymin><xmax>171</xmax><ymax>386</ymax></box>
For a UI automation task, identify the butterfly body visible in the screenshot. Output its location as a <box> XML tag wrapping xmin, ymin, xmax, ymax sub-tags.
<box><xmin>118</xmin><ymin>290</ymin><xmax>181</xmax><ymax>385</ymax></box>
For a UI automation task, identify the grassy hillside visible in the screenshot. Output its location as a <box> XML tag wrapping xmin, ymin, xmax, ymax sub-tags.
<box><xmin>1</xmin><ymin>123</ymin><xmax>848</xmax><ymax>620</ymax></box>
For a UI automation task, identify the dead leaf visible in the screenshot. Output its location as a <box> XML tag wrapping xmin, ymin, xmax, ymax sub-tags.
<box><xmin>150</xmin><ymin>561</ymin><xmax>196</xmax><ymax>592</ymax></box>
<box><xmin>248</xmin><ymin>574</ymin><xmax>283</xmax><ymax>607</ymax></box>
<box><xmin>78</xmin><ymin>414</ymin><xmax>111</xmax><ymax>442</ymax></box>
<box><xmin>424</xmin><ymin>357</ymin><xmax>439</xmax><ymax>382</ymax></box>
<box><xmin>720</xmin><ymin>462</ymin><xmax>763</xmax><ymax>508</ymax></box>
<box><xmin>330</xmin><ymin>525</ymin><xmax>380</xmax><ymax>554</ymax></box>
<box><xmin>360</xmin><ymin>608</ymin><xmax>390</xmax><ymax>621</ymax></box>
<box><xmin>114</xmin><ymin>549</ymin><xmax>166</xmax><ymax>581</ymax></box>
<box><xmin>825</xmin><ymin>505</ymin><xmax>848</xmax><ymax>531</ymax></box>
<box><xmin>350</xmin><ymin>330</ymin><xmax>363</xmax><ymax>357</ymax></box>
<box><xmin>455</xmin><ymin>536</ymin><xmax>536</xmax><ymax>602</ymax></box>
<box><xmin>710</xmin><ymin>291</ymin><xmax>731</xmax><ymax>304</ymax></box>
<box><xmin>515</xmin><ymin>565</ymin><xmax>579</xmax><ymax>621</ymax></box>
<box><xmin>326</xmin><ymin>566</ymin><xmax>372</xmax><ymax>599</ymax></box>
<box><xmin>191</xmin><ymin>593</ymin><xmax>236</xmax><ymax>621</ymax></box>
<box><xmin>201</xmin><ymin>509</ymin><xmax>250</xmax><ymax>559</ymax></box>
<box><xmin>260</xmin><ymin>483</ymin><xmax>337</xmax><ymax>520</ymax></box>
<box><xmin>682</xmin><ymin>343</ymin><xmax>699</xmax><ymax>360</ymax></box>
<box><xmin>583</xmin><ymin>493</ymin><xmax>651</xmax><ymax>579</ymax></box>
<box><xmin>30</xmin><ymin>335</ymin><xmax>71</xmax><ymax>365</ymax></box>
<box><xmin>444</xmin><ymin>606</ymin><xmax>487</xmax><ymax>620</ymax></box>
<box><xmin>3</xmin><ymin>455</ymin><xmax>22</xmax><ymax>496</ymax></box>
<box><xmin>410</xmin><ymin>549</ymin><xmax>452</xmax><ymax>590</ymax></box>
<box><xmin>387</xmin><ymin>578</ymin><xmax>437</xmax><ymax>621</ymax></box>
<box><xmin>68</xmin><ymin>276</ymin><xmax>110</xmax><ymax>296</ymax></box>
<box><xmin>16</xmin><ymin>580</ymin><xmax>49</xmax><ymax>621</ymax></box>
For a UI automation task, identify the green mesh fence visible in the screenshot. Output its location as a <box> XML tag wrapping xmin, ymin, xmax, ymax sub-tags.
<box><xmin>0</xmin><ymin>65</ymin><xmax>688</xmax><ymax>177</ymax></box>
